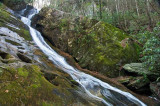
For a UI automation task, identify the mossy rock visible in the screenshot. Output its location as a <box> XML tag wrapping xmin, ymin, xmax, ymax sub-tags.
<box><xmin>35</xmin><ymin>8</ymin><xmax>141</xmax><ymax>77</ymax></box>
<box><xmin>123</xmin><ymin>63</ymin><xmax>159</xmax><ymax>81</ymax></box>
<box><xmin>0</xmin><ymin>65</ymin><xmax>58</xmax><ymax>105</ymax></box>
<box><xmin>5</xmin><ymin>39</ymin><xmax>21</xmax><ymax>46</ymax></box>
<box><xmin>0</xmin><ymin>64</ymin><xmax>91</xmax><ymax>105</ymax></box>
<box><xmin>0</xmin><ymin>4</ymin><xmax>32</xmax><ymax>41</ymax></box>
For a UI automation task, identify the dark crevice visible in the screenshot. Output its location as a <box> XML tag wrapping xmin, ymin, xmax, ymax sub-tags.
<box><xmin>17</xmin><ymin>53</ymin><xmax>32</xmax><ymax>63</ymax></box>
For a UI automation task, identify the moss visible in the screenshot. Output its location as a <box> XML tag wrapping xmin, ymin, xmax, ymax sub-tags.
<box><xmin>5</xmin><ymin>39</ymin><xmax>21</xmax><ymax>46</ymax></box>
<box><xmin>0</xmin><ymin>48</ymin><xmax>87</xmax><ymax>105</ymax></box>
<box><xmin>17</xmin><ymin>67</ymin><xmax>29</xmax><ymax>78</ymax></box>
<box><xmin>58</xmin><ymin>16</ymin><xmax>140</xmax><ymax>77</ymax></box>
<box><xmin>15</xmin><ymin>29</ymin><xmax>32</xmax><ymax>41</ymax></box>
<box><xmin>35</xmin><ymin>8</ymin><xmax>141</xmax><ymax>77</ymax></box>
<box><xmin>0</xmin><ymin>65</ymin><xmax>63</xmax><ymax>105</ymax></box>
<box><xmin>41</xmin><ymin>101</ymin><xmax>57</xmax><ymax>106</ymax></box>
<box><xmin>0</xmin><ymin>4</ymin><xmax>32</xmax><ymax>41</ymax></box>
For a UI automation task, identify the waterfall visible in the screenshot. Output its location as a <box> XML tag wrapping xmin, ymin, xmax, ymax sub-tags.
<box><xmin>19</xmin><ymin>3</ymin><xmax>146</xmax><ymax>106</ymax></box>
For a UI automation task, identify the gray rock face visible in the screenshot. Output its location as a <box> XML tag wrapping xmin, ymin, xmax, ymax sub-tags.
<box><xmin>123</xmin><ymin>63</ymin><xmax>159</xmax><ymax>80</ymax></box>
<box><xmin>123</xmin><ymin>63</ymin><xmax>150</xmax><ymax>74</ymax></box>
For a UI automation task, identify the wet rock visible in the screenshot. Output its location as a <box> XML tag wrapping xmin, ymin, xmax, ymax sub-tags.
<box><xmin>5</xmin><ymin>39</ymin><xmax>21</xmax><ymax>46</ymax></box>
<box><xmin>123</xmin><ymin>63</ymin><xmax>159</xmax><ymax>81</ymax></box>
<box><xmin>17</xmin><ymin>53</ymin><xmax>32</xmax><ymax>63</ymax></box>
<box><xmin>70</xmin><ymin>80</ymin><xmax>79</xmax><ymax>86</ymax></box>
<box><xmin>22</xmin><ymin>5</ymin><xmax>35</xmax><ymax>17</ymax></box>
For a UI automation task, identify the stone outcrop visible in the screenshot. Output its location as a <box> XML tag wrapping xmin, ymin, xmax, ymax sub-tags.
<box><xmin>123</xmin><ymin>63</ymin><xmax>159</xmax><ymax>81</ymax></box>
<box><xmin>33</xmin><ymin>7</ymin><xmax>141</xmax><ymax>77</ymax></box>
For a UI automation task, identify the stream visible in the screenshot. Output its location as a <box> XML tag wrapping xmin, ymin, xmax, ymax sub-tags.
<box><xmin>18</xmin><ymin>3</ymin><xmax>147</xmax><ymax>106</ymax></box>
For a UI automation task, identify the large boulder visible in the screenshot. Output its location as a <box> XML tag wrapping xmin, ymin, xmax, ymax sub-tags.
<box><xmin>34</xmin><ymin>7</ymin><xmax>141</xmax><ymax>77</ymax></box>
<box><xmin>123</xmin><ymin>63</ymin><xmax>159</xmax><ymax>81</ymax></box>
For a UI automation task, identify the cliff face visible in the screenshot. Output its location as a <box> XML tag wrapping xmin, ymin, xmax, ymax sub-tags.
<box><xmin>33</xmin><ymin>7</ymin><xmax>140</xmax><ymax>77</ymax></box>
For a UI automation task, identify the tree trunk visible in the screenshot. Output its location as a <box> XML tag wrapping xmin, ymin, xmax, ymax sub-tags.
<box><xmin>115</xmin><ymin>0</ymin><xmax>119</xmax><ymax>14</ymax></box>
<box><xmin>135</xmin><ymin>0</ymin><xmax>140</xmax><ymax>17</ymax></box>
<box><xmin>146</xmin><ymin>0</ymin><xmax>152</xmax><ymax>29</ymax></box>
<box><xmin>99</xmin><ymin>0</ymin><xmax>102</xmax><ymax>19</ymax></box>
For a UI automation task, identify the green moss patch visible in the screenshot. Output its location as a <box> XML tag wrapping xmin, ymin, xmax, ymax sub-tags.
<box><xmin>0</xmin><ymin>65</ymin><xmax>62</xmax><ymax>105</ymax></box>
<box><xmin>5</xmin><ymin>39</ymin><xmax>21</xmax><ymax>46</ymax></box>
<box><xmin>0</xmin><ymin>61</ymin><xmax>88</xmax><ymax>105</ymax></box>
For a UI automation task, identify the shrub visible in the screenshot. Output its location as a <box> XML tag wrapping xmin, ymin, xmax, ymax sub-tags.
<box><xmin>140</xmin><ymin>22</ymin><xmax>160</xmax><ymax>72</ymax></box>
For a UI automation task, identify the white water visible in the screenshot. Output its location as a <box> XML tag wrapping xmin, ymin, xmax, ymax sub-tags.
<box><xmin>31</xmin><ymin>0</ymin><xmax>50</xmax><ymax>10</ymax></box>
<box><xmin>20</xmin><ymin>6</ymin><xmax>146</xmax><ymax>106</ymax></box>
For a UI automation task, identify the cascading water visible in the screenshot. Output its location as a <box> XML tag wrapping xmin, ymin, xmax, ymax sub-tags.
<box><xmin>19</xmin><ymin>4</ymin><xmax>147</xmax><ymax>106</ymax></box>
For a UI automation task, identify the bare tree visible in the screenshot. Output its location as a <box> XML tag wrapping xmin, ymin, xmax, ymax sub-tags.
<box><xmin>135</xmin><ymin>0</ymin><xmax>140</xmax><ymax>17</ymax></box>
